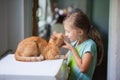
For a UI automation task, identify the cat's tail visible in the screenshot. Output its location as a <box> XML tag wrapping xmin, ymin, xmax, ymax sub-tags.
<box><xmin>14</xmin><ymin>53</ymin><xmax>44</xmax><ymax>62</ymax></box>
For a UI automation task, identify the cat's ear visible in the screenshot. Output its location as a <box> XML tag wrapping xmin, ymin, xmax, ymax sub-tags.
<box><xmin>59</xmin><ymin>33</ymin><xmax>65</xmax><ymax>39</ymax></box>
<box><xmin>51</xmin><ymin>35</ymin><xmax>57</xmax><ymax>40</ymax></box>
<box><xmin>53</xmin><ymin>31</ymin><xmax>57</xmax><ymax>35</ymax></box>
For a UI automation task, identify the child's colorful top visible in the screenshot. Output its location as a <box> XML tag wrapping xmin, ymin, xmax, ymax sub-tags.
<box><xmin>67</xmin><ymin>39</ymin><xmax>97</xmax><ymax>80</ymax></box>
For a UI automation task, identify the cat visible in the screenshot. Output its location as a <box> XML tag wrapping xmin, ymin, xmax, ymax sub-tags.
<box><xmin>14</xmin><ymin>32</ymin><xmax>65</xmax><ymax>62</ymax></box>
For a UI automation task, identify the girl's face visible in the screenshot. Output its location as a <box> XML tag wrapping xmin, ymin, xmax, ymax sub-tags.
<box><xmin>64</xmin><ymin>23</ymin><xmax>81</xmax><ymax>42</ymax></box>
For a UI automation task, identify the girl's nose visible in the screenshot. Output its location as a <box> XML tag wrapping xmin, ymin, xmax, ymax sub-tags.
<box><xmin>64</xmin><ymin>34</ymin><xmax>68</xmax><ymax>39</ymax></box>
<box><xmin>65</xmin><ymin>33</ymin><xmax>68</xmax><ymax>37</ymax></box>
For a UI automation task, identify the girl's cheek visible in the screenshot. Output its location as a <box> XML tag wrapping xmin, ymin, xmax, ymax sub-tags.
<box><xmin>65</xmin><ymin>32</ymin><xmax>68</xmax><ymax>37</ymax></box>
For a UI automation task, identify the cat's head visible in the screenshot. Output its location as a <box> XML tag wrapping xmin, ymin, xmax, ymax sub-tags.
<box><xmin>49</xmin><ymin>32</ymin><xmax>65</xmax><ymax>47</ymax></box>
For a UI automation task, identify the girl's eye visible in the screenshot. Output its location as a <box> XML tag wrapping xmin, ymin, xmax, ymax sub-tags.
<box><xmin>65</xmin><ymin>30</ymin><xmax>70</xmax><ymax>33</ymax></box>
<box><xmin>67</xmin><ymin>31</ymin><xmax>70</xmax><ymax>33</ymax></box>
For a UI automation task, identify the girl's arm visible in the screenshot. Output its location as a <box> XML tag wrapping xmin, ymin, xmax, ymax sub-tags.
<box><xmin>63</xmin><ymin>40</ymin><xmax>92</xmax><ymax>73</ymax></box>
<box><xmin>64</xmin><ymin>51</ymin><xmax>69</xmax><ymax>60</ymax></box>
<box><xmin>71</xmin><ymin>47</ymin><xmax>92</xmax><ymax>73</ymax></box>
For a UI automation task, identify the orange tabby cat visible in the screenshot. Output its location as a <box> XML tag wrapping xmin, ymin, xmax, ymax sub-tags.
<box><xmin>14</xmin><ymin>32</ymin><xmax>65</xmax><ymax>62</ymax></box>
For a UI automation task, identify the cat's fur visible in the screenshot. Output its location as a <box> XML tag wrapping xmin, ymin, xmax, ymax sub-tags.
<box><xmin>14</xmin><ymin>32</ymin><xmax>65</xmax><ymax>62</ymax></box>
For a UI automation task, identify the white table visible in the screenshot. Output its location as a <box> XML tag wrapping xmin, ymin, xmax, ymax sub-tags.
<box><xmin>0</xmin><ymin>54</ymin><xmax>69</xmax><ymax>80</ymax></box>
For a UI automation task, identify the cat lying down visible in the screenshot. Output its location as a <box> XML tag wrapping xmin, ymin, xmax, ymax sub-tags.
<box><xmin>14</xmin><ymin>32</ymin><xmax>65</xmax><ymax>62</ymax></box>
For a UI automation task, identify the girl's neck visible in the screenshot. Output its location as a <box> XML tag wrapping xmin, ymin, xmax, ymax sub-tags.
<box><xmin>77</xmin><ymin>35</ymin><xmax>89</xmax><ymax>45</ymax></box>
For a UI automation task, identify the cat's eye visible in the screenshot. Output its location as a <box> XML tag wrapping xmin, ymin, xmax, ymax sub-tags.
<box><xmin>53</xmin><ymin>36</ymin><xmax>57</xmax><ymax>40</ymax></box>
<box><xmin>59</xmin><ymin>38</ymin><xmax>63</xmax><ymax>40</ymax></box>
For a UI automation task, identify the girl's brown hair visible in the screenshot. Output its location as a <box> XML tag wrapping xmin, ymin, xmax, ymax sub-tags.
<box><xmin>63</xmin><ymin>8</ymin><xmax>104</xmax><ymax>66</ymax></box>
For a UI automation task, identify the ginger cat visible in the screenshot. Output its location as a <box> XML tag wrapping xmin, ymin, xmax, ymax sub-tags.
<box><xmin>14</xmin><ymin>32</ymin><xmax>65</xmax><ymax>62</ymax></box>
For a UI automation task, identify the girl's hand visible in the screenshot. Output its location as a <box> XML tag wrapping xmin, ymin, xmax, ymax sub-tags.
<box><xmin>62</xmin><ymin>40</ymin><xmax>73</xmax><ymax>50</ymax></box>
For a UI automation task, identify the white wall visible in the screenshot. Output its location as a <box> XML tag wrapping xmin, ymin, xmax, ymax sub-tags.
<box><xmin>0</xmin><ymin>0</ymin><xmax>32</xmax><ymax>53</ymax></box>
<box><xmin>7</xmin><ymin>0</ymin><xmax>24</xmax><ymax>51</ymax></box>
<box><xmin>0</xmin><ymin>0</ymin><xmax>8</xmax><ymax>52</ymax></box>
<box><xmin>108</xmin><ymin>0</ymin><xmax>120</xmax><ymax>80</ymax></box>
<box><xmin>24</xmin><ymin>0</ymin><xmax>33</xmax><ymax>38</ymax></box>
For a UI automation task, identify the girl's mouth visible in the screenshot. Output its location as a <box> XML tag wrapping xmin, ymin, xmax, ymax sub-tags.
<box><xmin>65</xmin><ymin>38</ymin><xmax>71</xmax><ymax>43</ymax></box>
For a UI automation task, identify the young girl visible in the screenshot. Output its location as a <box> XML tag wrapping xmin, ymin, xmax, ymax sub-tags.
<box><xmin>62</xmin><ymin>9</ymin><xmax>104</xmax><ymax>80</ymax></box>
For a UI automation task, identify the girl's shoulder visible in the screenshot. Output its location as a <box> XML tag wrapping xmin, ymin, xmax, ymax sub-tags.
<box><xmin>81</xmin><ymin>39</ymin><xmax>96</xmax><ymax>45</ymax></box>
<box><xmin>79</xmin><ymin>39</ymin><xmax>97</xmax><ymax>49</ymax></box>
<box><xmin>80</xmin><ymin>39</ymin><xmax>97</xmax><ymax>56</ymax></box>
<box><xmin>86</xmin><ymin>39</ymin><xmax>96</xmax><ymax>45</ymax></box>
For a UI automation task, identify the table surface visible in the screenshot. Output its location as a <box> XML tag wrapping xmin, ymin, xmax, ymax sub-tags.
<box><xmin>0</xmin><ymin>54</ymin><xmax>69</xmax><ymax>80</ymax></box>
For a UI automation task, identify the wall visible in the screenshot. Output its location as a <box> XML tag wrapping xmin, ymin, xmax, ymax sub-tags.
<box><xmin>0</xmin><ymin>0</ymin><xmax>32</xmax><ymax>53</ymax></box>
<box><xmin>0</xmin><ymin>0</ymin><xmax>8</xmax><ymax>52</ymax></box>
<box><xmin>24</xmin><ymin>0</ymin><xmax>33</xmax><ymax>38</ymax></box>
<box><xmin>54</xmin><ymin>0</ymin><xmax>87</xmax><ymax>13</ymax></box>
<box><xmin>91</xmin><ymin>0</ymin><xmax>109</xmax><ymax>80</ymax></box>
<box><xmin>108</xmin><ymin>0</ymin><xmax>120</xmax><ymax>80</ymax></box>
<box><xmin>7</xmin><ymin>0</ymin><xmax>24</xmax><ymax>51</ymax></box>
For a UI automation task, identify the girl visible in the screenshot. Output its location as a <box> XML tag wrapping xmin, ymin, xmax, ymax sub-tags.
<box><xmin>62</xmin><ymin>9</ymin><xmax>104</xmax><ymax>80</ymax></box>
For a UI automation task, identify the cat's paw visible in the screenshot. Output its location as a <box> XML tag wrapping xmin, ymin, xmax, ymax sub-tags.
<box><xmin>36</xmin><ymin>55</ymin><xmax>44</xmax><ymax>61</ymax></box>
<box><xmin>55</xmin><ymin>55</ymin><xmax>65</xmax><ymax>59</ymax></box>
<box><xmin>55</xmin><ymin>55</ymin><xmax>60</xmax><ymax>59</ymax></box>
<box><xmin>39</xmin><ymin>54</ymin><xmax>44</xmax><ymax>60</ymax></box>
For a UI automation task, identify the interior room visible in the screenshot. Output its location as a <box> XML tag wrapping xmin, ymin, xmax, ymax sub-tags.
<box><xmin>0</xmin><ymin>0</ymin><xmax>120</xmax><ymax>80</ymax></box>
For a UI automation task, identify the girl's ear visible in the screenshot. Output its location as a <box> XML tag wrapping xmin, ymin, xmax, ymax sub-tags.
<box><xmin>78</xmin><ymin>29</ymin><xmax>83</xmax><ymax>36</ymax></box>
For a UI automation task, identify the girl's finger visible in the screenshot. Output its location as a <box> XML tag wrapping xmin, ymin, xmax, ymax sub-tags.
<box><xmin>62</xmin><ymin>45</ymin><xmax>67</xmax><ymax>49</ymax></box>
